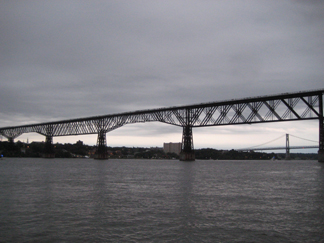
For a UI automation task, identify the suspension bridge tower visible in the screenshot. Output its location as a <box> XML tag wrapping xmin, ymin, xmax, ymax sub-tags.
<box><xmin>285</xmin><ymin>134</ymin><xmax>290</xmax><ymax>160</ymax></box>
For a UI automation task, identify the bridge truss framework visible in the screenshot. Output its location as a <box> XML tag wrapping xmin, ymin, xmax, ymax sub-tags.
<box><xmin>0</xmin><ymin>89</ymin><xmax>323</xmax><ymax>161</ymax></box>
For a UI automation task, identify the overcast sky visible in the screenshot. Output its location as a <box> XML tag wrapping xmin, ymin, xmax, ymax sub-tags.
<box><xmin>1</xmin><ymin>1</ymin><xmax>323</xmax><ymax>151</ymax></box>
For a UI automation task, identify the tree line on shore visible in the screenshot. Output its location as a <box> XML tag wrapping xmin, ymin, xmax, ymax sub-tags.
<box><xmin>0</xmin><ymin>140</ymin><xmax>317</xmax><ymax>160</ymax></box>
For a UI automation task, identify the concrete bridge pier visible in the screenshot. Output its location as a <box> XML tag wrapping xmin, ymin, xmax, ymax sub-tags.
<box><xmin>43</xmin><ymin>135</ymin><xmax>55</xmax><ymax>158</ymax></box>
<box><xmin>319</xmin><ymin>95</ymin><xmax>323</xmax><ymax>162</ymax></box>
<box><xmin>7</xmin><ymin>137</ymin><xmax>16</xmax><ymax>152</ymax></box>
<box><xmin>95</xmin><ymin>130</ymin><xmax>108</xmax><ymax>159</ymax></box>
<box><xmin>319</xmin><ymin>150</ymin><xmax>324</xmax><ymax>162</ymax></box>
<box><xmin>179</xmin><ymin>126</ymin><xmax>195</xmax><ymax>161</ymax></box>
<box><xmin>8</xmin><ymin>137</ymin><xmax>15</xmax><ymax>144</ymax></box>
<box><xmin>319</xmin><ymin>124</ymin><xmax>323</xmax><ymax>162</ymax></box>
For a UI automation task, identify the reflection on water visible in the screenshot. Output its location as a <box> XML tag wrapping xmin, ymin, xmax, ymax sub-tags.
<box><xmin>0</xmin><ymin>158</ymin><xmax>323</xmax><ymax>242</ymax></box>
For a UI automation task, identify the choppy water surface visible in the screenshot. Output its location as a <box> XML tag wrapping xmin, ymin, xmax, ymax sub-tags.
<box><xmin>1</xmin><ymin>158</ymin><xmax>323</xmax><ymax>242</ymax></box>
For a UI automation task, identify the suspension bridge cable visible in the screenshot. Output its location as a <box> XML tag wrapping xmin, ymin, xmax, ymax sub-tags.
<box><xmin>239</xmin><ymin>134</ymin><xmax>286</xmax><ymax>150</ymax></box>
<box><xmin>289</xmin><ymin>134</ymin><xmax>318</xmax><ymax>143</ymax></box>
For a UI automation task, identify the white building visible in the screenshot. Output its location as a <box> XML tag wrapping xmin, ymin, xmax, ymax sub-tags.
<box><xmin>163</xmin><ymin>142</ymin><xmax>182</xmax><ymax>155</ymax></box>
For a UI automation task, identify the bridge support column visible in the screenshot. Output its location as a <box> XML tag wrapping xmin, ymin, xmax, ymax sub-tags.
<box><xmin>319</xmin><ymin>121</ymin><xmax>324</xmax><ymax>162</ymax></box>
<box><xmin>319</xmin><ymin>150</ymin><xmax>324</xmax><ymax>163</ymax></box>
<box><xmin>7</xmin><ymin>137</ymin><xmax>16</xmax><ymax>153</ymax></box>
<box><xmin>179</xmin><ymin>126</ymin><xmax>195</xmax><ymax>161</ymax></box>
<box><xmin>95</xmin><ymin>130</ymin><xmax>108</xmax><ymax>160</ymax></box>
<box><xmin>43</xmin><ymin>135</ymin><xmax>55</xmax><ymax>158</ymax></box>
<box><xmin>285</xmin><ymin>134</ymin><xmax>290</xmax><ymax>160</ymax></box>
<box><xmin>319</xmin><ymin>93</ymin><xmax>324</xmax><ymax>162</ymax></box>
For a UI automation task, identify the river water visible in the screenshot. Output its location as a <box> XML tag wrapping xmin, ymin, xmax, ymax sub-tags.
<box><xmin>0</xmin><ymin>158</ymin><xmax>323</xmax><ymax>242</ymax></box>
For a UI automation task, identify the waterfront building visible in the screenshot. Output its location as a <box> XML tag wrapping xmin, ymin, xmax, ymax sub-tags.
<box><xmin>163</xmin><ymin>142</ymin><xmax>182</xmax><ymax>155</ymax></box>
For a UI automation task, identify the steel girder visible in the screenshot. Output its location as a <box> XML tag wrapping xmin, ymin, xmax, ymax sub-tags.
<box><xmin>0</xmin><ymin>89</ymin><xmax>323</xmax><ymax>139</ymax></box>
<box><xmin>187</xmin><ymin>94</ymin><xmax>322</xmax><ymax>127</ymax></box>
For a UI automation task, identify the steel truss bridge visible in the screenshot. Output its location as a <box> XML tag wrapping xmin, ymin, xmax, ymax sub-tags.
<box><xmin>0</xmin><ymin>89</ymin><xmax>323</xmax><ymax>161</ymax></box>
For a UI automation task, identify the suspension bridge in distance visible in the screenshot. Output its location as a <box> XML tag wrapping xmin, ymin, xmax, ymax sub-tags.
<box><xmin>236</xmin><ymin>134</ymin><xmax>319</xmax><ymax>160</ymax></box>
<box><xmin>0</xmin><ymin>89</ymin><xmax>323</xmax><ymax>162</ymax></box>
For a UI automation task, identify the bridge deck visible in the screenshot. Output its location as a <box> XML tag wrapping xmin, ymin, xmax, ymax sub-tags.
<box><xmin>0</xmin><ymin>89</ymin><xmax>323</xmax><ymax>138</ymax></box>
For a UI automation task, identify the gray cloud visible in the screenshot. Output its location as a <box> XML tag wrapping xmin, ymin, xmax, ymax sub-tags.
<box><xmin>1</xmin><ymin>0</ymin><xmax>323</xmax><ymax>148</ymax></box>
